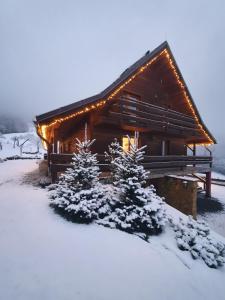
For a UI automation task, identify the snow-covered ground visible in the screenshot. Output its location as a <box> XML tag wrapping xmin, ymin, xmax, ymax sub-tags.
<box><xmin>0</xmin><ymin>160</ymin><xmax>225</xmax><ymax>300</ymax></box>
<box><xmin>212</xmin><ymin>171</ymin><xmax>225</xmax><ymax>180</ymax></box>
<box><xmin>196</xmin><ymin>171</ymin><xmax>225</xmax><ymax>181</ymax></box>
<box><xmin>0</xmin><ymin>130</ymin><xmax>45</xmax><ymax>160</ymax></box>
<box><xmin>198</xmin><ymin>183</ymin><xmax>225</xmax><ymax>237</ymax></box>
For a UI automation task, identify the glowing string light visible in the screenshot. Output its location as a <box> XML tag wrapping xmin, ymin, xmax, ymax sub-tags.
<box><xmin>163</xmin><ymin>49</ymin><xmax>213</xmax><ymax>146</ymax></box>
<box><xmin>39</xmin><ymin>49</ymin><xmax>213</xmax><ymax>146</ymax></box>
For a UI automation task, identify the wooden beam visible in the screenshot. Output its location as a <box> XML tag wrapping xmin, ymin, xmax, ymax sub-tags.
<box><xmin>118</xmin><ymin>96</ymin><xmax>196</xmax><ymax>122</ymax></box>
<box><xmin>205</xmin><ymin>171</ymin><xmax>212</xmax><ymax>197</ymax></box>
<box><xmin>115</xmin><ymin>105</ymin><xmax>198</xmax><ymax>129</ymax></box>
<box><xmin>107</xmin><ymin>111</ymin><xmax>201</xmax><ymax>136</ymax></box>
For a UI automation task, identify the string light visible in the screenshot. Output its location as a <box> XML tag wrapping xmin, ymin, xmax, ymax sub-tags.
<box><xmin>39</xmin><ymin>48</ymin><xmax>213</xmax><ymax>146</ymax></box>
<box><xmin>38</xmin><ymin>124</ymin><xmax>48</xmax><ymax>150</ymax></box>
<box><xmin>163</xmin><ymin>49</ymin><xmax>214</xmax><ymax>146</ymax></box>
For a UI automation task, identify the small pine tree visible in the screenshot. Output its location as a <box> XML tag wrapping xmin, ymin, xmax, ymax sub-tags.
<box><xmin>104</xmin><ymin>135</ymin><xmax>167</xmax><ymax>234</ymax></box>
<box><xmin>113</xmin><ymin>135</ymin><xmax>149</xmax><ymax>200</ymax></box>
<box><xmin>105</xmin><ymin>138</ymin><xmax>122</xmax><ymax>182</ymax></box>
<box><xmin>50</xmin><ymin>135</ymin><xmax>110</xmax><ymax>223</ymax></box>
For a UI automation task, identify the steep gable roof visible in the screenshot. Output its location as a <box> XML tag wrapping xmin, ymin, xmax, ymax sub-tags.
<box><xmin>35</xmin><ymin>41</ymin><xmax>216</xmax><ymax>144</ymax></box>
<box><xmin>36</xmin><ymin>42</ymin><xmax>168</xmax><ymax>124</ymax></box>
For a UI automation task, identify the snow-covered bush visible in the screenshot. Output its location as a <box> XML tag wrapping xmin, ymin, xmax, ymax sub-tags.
<box><xmin>49</xmin><ymin>138</ymin><xmax>111</xmax><ymax>223</ymax></box>
<box><xmin>102</xmin><ymin>185</ymin><xmax>167</xmax><ymax>234</ymax></box>
<box><xmin>171</xmin><ymin>216</ymin><xmax>225</xmax><ymax>268</ymax></box>
<box><xmin>39</xmin><ymin>176</ymin><xmax>52</xmax><ymax>188</ymax></box>
<box><xmin>101</xmin><ymin>136</ymin><xmax>167</xmax><ymax>235</ymax></box>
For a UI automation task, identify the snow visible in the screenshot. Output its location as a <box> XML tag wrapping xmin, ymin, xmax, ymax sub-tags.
<box><xmin>170</xmin><ymin>216</ymin><xmax>225</xmax><ymax>268</ymax></box>
<box><xmin>0</xmin><ymin>130</ymin><xmax>45</xmax><ymax>160</ymax></box>
<box><xmin>168</xmin><ymin>175</ymin><xmax>199</xmax><ymax>182</ymax></box>
<box><xmin>198</xmin><ymin>184</ymin><xmax>225</xmax><ymax>238</ymax></box>
<box><xmin>212</xmin><ymin>171</ymin><xmax>225</xmax><ymax>180</ymax></box>
<box><xmin>196</xmin><ymin>171</ymin><xmax>225</xmax><ymax>181</ymax></box>
<box><xmin>0</xmin><ymin>160</ymin><xmax>225</xmax><ymax>300</ymax></box>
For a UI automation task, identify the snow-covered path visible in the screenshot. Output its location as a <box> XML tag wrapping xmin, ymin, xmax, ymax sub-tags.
<box><xmin>0</xmin><ymin>160</ymin><xmax>225</xmax><ymax>300</ymax></box>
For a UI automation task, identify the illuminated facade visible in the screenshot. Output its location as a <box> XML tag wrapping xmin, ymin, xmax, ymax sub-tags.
<box><xmin>35</xmin><ymin>41</ymin><xmax>215</xmax><ymax>188</ymax></box>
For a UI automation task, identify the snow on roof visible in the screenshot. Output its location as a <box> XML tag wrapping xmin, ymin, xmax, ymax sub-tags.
<box><xmin>167</xmin><ymin>175</ymin><xmax>199</xmax><ymax>182</ymax></box>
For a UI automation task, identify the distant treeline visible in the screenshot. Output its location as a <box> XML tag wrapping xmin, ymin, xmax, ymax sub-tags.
<box><xmin>0</xmin><ymin>115</ymin><xmax>28</xmax><ymax>134</ymax></box>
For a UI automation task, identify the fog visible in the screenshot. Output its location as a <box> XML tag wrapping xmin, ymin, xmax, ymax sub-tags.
<box><xmin>0</xmin><ymin>0</ymin><xmax>225</xmax><ymax>153</ymax></box>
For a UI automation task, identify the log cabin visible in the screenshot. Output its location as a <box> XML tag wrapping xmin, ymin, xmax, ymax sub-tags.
<box><xmin>35</xmin><ymin>41</ymin><xmax>216</xmax><ymax>216</ymax></box>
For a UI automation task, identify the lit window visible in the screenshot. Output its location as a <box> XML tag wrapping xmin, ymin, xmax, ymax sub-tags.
<box><xmin>122</xmin><ymin>136</ymin><xmax>135</xmax><ymax>152</ymax></box>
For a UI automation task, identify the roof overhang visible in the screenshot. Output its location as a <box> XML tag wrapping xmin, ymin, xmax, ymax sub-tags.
<box><xmin>35</xmin><ymin>41</ymin><xmax>216</xmax><ymax>145</ymax></box>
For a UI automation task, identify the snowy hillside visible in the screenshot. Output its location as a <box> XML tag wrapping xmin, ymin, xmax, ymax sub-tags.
<box><xmin>0</xmin><ymin>129</ymin><xmax>45</xmax><ymax>160</ymax></box>
<box><xmin>0</xmin><ymin>160</ymin><xmax>225</xmax><ymax>300</ymax></box>
<box><xmin>213</xmin><ymin>157</ymin><xmax>225</xmax><ymax>176</ymax></box>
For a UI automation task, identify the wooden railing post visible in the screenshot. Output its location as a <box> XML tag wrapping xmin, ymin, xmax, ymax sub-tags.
<box><xmin>205</xmin><ymin>171</ymin><xmax>212</xmax><ymax>198</ymax></box>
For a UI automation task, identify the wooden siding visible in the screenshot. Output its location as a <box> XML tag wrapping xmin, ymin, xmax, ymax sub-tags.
<box><xmin>119</xmin><ymin>57</ymin><xmax>195</xmax><ymax>116</ymax></box>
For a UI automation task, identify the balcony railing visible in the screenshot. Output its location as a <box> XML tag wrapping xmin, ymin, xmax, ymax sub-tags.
<box><xmin>98</xmin><ymin>96</ymin><xmax>201</xmax><ymax>137</ymax></box>
<box><xmin>49</xmin><ymin>153</ymin><xmax>212</xmax><ymax>182</ymax></box>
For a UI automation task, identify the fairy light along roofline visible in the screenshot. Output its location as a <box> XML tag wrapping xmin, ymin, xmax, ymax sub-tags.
<box><xmin>38</xmin><ymin>45</ymin><xmax>215</xmax><ymax>146</ymax></box>
<box><xmin>163</xmin><ymin>49</ymin><xmax>214</xmax><ymax>145</ymax></box>
<box><xmin>37</xmin><ymin>124</ymin><xmax>48</xmax><ymax>150</ymax></box>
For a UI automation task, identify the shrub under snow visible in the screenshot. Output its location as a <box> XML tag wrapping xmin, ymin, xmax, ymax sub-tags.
<box><xmin>171</xmin><ymin>216</ymin><xmax>225</xmax><ymax>268</ymax></box>
<box><xmin>101</xmin><ymin>136</ymin><xmax>167</xmax><ymax>235</ymax></box>
<box><xmin>49</xmin><ymin>138</ymin><xmax>110</xmax><ymax>223</ymax></box>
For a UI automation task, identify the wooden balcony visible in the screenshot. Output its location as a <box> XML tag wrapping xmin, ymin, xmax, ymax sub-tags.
<box><xmin>98</xmin><ymin>96</ymin><xmax>201</xmax><ymax>138</ymax></box>
<box><xmin>49</xmin><ymin>153</ymin><xmax>212</xmax><ymax>182</ymax></box>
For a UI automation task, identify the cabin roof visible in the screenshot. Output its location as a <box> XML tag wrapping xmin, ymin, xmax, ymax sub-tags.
<box><xmin>35</xmin><ymin>41</ymin><xmax>216</xmax><ymax>144</ymax></box>
<box><xmin>35</xmin><ymin>41</ymin><xmax>170</xmax><ymax>123</ymax></box>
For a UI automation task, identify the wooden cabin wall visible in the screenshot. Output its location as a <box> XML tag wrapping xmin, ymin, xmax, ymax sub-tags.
<box><xmin>140</xmin><ymin>133</ymin><xmax>162</xmax><ymax>156</ymax></box>
<box><xmin>140</xmin><ymin>134</ymin><xmax>186</xmax><ymax>156</ymax></box>
<box><xmin>92</xmin><ymin>125</ymin><xmax>131</xmax><ymax>154</ymax></box>
<box><xmin>92</xmin><ymin>125</ymin><xmax>186</xmax><ymax>156</ymax></box>
<box><xmin>170</xmin><ymin>140</ymin><xmax>187</xmax><ymax>155</ymax></box>
<box><xmin>120</xmin><ymin>65</ymin><xmax>194</xmax><ymax>117</ymax></box>
<box><xmin>61</xmin><ymin>125</ymin><xmax>86</xmax><ymax>153</ymax></box>
<box><xmin>57</xmin><ymin>118</ymin><xmax>187</xmax><ymax>156</ymax></box>
<box><xmin>123</xmin><ymin>83</ymin><xmax>192</xmax><ymax>116</ymax></box>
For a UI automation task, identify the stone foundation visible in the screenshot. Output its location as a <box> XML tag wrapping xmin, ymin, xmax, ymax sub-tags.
<box><xmin>150</xmin><ymin>176</ymin><xmax>198</xmax><ymax>218</ymax></box>
<box><xmin>39</xmin><ymin>160</ymin><xmax>48</xmax><ymax>177</ymax></box>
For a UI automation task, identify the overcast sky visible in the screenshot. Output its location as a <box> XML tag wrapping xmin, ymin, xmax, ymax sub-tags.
<box><xmin>0</xmin><ymin>0</ymin><xmax>225</xmax><ymax>147</ymax></box>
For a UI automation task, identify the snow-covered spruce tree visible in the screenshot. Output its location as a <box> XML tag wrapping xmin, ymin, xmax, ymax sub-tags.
<box><xmin>49</xmin><ymin>136</ymin><xmax>110</xmax><ymax>223</ymax></box>
<box><xmin>103</xmin><ymin>134</ymin><xmax>167</xmax><ymax>234</ymax></box>
<box><xmin>105</xmin><ymin>138</ymin><xmax>122</xmax><ymax>182</ymax></box>
<box><xmin>171</xmin><ymin>216</ymin><xmax>225</xmax><ymax>268</ymax></box>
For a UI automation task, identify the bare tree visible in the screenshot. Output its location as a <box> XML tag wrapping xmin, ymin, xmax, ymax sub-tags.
<box><xmin>12</xmin><ymin>136</ymin><xmax>19</xmax><ymax>148</ymax></box>
<box><xmin>36</xmin><ymin>140</ymin><xmax>40</xmax><ymax>153</ymax></box>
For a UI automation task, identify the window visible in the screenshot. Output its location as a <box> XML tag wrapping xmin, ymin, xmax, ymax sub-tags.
<box><xmin>122</xmin><ymin>136</ymin><xmax>135</xmax><ymax>152</ymax></box>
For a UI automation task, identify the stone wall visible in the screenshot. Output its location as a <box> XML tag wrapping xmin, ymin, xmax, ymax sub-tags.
<box><xmin>149</xmin><ymin>176</ymin><xmax>198</xmax><ymax>218</ymax></box>
<box><xmin>39</xmin><ymin>159</ymin><xmax>48</xmax><ymax>176</ymax></box>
